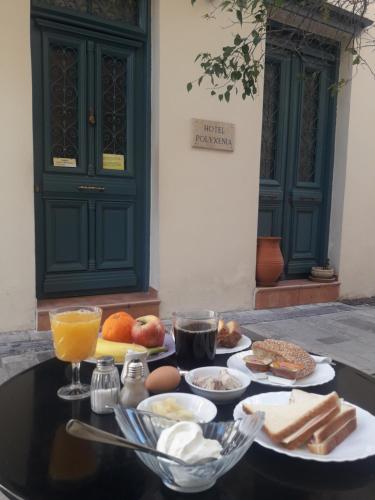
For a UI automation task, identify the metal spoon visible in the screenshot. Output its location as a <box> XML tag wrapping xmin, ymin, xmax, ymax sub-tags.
<box><xmin>66</xmin><ymin>419</ymin><xmax>190</xmax><ymax>466</ymax></box>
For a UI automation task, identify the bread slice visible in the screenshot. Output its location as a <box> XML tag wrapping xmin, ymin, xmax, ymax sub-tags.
<box><xmin>243</xmin><ymin>391</ymin><xmax>340</xmax><ymax>443</ymax></box>
<box><xmin>281</xmin><ymin>405</ymin><xmax>340</xmax><ymax>449</ymax></box>
<box><xmin>309</xmin><ymin>404</ymin><xmax>356</xmax><ymax>444</ymax></box>
<box><xmin>308</xmin><ymin>417</ymin><xmax>357</xmax><ymax>455</ymax></box>
<box><xmin>289</xmin><ymin>388</ymin><xmax>322</xmax><ymax>404</ymax></box>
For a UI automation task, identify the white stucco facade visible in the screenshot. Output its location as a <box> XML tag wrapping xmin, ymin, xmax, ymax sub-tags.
<box><xmin>0</xmin><ymin>0</ymin><xmax>36</xmax><ymax>331</ymax></box>
<box><xmin>0</xmin><ymin>0</ymin><xmax>374</xmax><ymax>331</ymax></box>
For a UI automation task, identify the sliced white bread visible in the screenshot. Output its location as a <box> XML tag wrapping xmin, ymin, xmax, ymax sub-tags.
<box><xmin>308</xmin><ymin>417</ymin><xmax>357</xmax><ymax>455</ymax></box>
<box><xmin>243</xmin><ymin>391</ymin><xmax>340</xmax><ymax>443</ymax></box>
<box><xmin>281</xmin><ymin>404</ymin><xmax>340</xmax><ymax>450</ymax></box>
<box><xmin>309</xmin><ymin>404</ymin><xmax>357</xmax><ymax>445</ymax></box>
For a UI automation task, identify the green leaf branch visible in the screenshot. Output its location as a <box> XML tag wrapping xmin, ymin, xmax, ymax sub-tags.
<box><xmin>188</xmin><ymin>0</ymin><xmax>373</xmax><ymax>102</ymax></box>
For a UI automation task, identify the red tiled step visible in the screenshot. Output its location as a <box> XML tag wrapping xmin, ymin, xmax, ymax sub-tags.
<box><xmin>37</xmin><ymin>288</ymin><xmax>160</xmax><ymax>331</ymax></box>
<box><xmin>255</xmin><ymin>279</ymin><xmax>340</xmax><ymax>310</ymax></box>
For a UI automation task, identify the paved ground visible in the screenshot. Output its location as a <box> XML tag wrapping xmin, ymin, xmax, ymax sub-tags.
<box><xmin>1</xmin><ymin>302</ymin><xmax>375</xmax><ymax>387</ymax></box>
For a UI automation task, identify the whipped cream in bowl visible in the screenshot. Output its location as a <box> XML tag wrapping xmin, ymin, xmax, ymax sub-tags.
<box><xmin>157</xmin><ymin>421</ymin><xmax>222</xmax><ymax>465</ymax></box>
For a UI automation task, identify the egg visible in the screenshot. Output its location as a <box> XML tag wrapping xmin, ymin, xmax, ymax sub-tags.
<box><xmin>145</xmin><ymin>366</ymin><xmax>181</xmax><ymax>393</ymax></box>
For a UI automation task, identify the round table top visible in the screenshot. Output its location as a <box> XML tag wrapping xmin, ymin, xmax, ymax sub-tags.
<box><xmin>0</xmin><ymin>340</ymin><xmax>375</xmax><ymax>500</ymax></box>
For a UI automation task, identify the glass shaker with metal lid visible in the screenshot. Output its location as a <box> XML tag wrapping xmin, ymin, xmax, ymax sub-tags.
<box><xmin>90</xmin><ymin>356</ymin><xmax>120</xmax><ymax>414</ymax></box>
<box><xmin>119</xmin><ymin>358</ymin><xmax>149</xmax><ymax>408</ymax></box>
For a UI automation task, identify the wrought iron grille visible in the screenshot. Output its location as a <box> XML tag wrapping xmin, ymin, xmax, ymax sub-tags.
<box><xmin>298</xmin><ymin>70</ymin><xmax>320</xmax><ymax>183</ymax></box>
<box><xmin>49</xmin><ymin>44</ymin><xmax>79</xmax><ymax>162</ymax></box>
<box><xmin>102</xmin><ymin>54</ymin><xmax>127</xmax><ymax>156</ymax></box>
<box><xmin>260</xmin><ymin>60</ymin><xmax>281</xmax><ymax>180</ymax></box>
<box><xmin>33</xmin><ymin>0</ymin><xmax>87</xmax><ymax>11</ymax></box>
<box><xmin>92</xmin><ymin>0</ymin><xmax>138</xmax><ymax>24</ymax></box>
<box><xmin>32</xmin><ymin>0</ymin><xmax>139</xmax><ymax>25</ymax></box>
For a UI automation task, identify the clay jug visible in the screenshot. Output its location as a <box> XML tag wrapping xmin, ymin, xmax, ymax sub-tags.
<box><xmin>256</xmin><ymin>237</ymin><xmax>284</xmax><ymax>286</ymax></box>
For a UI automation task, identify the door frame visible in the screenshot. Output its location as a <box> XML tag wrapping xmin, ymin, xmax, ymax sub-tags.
<box><xmin>31</xmin><ymin>1</ymin><xmax>151</xmax><ymax>298</ymax></box>
<box><xmin>258</xmin><ymin>24</ymin><xmax>339</xmax><ymax>277</ymax></box>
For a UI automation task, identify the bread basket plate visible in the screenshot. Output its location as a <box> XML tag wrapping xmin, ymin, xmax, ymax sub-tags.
<box><xmin>227</xmin><ymin>350</ymin><xmax>335</xmax><ymax>388</ymax></box>
<box><xmin>233</xmin><ymin>391</ymin><xmax>375</xmax><ymax>462</ymax></box>
<box><xmin>216</xmin><ymin>334</ymin><xmax>252</xmax><ymax>355</ymax></box>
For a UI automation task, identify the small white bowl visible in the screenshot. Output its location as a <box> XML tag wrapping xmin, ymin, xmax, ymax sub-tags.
<box><xmin>185</xmin><ymin>367</ymin><xmax>251</xmax><ymax>404</ymax></box>
<box><xmin>137</xmin><ymin>392</ymin><xmax>217</xmax><ymax>423</ymax></box>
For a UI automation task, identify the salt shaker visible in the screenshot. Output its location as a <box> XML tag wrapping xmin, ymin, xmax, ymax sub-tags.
<box><xmin>90</xmin><ymin>356</ymin><xmax>120</xmax><ymax>414</ymax></box>
<box><xmin>119</xmin><ymin>359</ymin><xmax>149</xmax><ymax>408</ymax></box>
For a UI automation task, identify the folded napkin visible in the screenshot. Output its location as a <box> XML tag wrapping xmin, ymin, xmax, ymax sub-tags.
<box><xmin>267</xmin><ymin>375</ymin><xmax>296</xmax><ymax>386</ymax></box>
<box><xmin>250</xmin><ymin>372</ymin><xmax>296</xmax><ymax>386</ymax></box>
<box><xmin>312</xmin><ymin>355</ymin><xmax>333</xmax><ymax>364</ymax></box>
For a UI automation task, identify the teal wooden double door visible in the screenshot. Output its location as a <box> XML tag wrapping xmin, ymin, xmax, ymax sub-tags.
<box><xmin>32</xmin><ymin>3</ymin><xmax>149</xmax><ymax>297</ymax></box>
<box><xmin>258</xmin><ymin>33</ymin><xmax>338</xmax><ymax>277</ymax></box>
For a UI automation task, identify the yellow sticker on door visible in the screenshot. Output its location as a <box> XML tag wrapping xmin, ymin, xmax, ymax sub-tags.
<box><xmin>53</xmin><ymin>157</ymin><xmax>77</xmax><ymax>167</ymax></box>
<box><xmin>103</xmin><ymin>154</ymin><xmax>125</xmax><ymax>171</ymax></box>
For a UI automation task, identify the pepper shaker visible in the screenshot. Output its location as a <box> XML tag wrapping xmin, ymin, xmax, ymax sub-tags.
<box><xmin>90</xmin><ymin>356</ymin><xmax>120</xmax><ymax>414</ymax></box>
<box><xmin>119</xmin><ymin>359</ymin><xmax>149</xmax><ymax>408</ymax></box>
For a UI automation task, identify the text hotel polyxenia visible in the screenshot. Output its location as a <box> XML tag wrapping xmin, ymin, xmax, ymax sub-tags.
<box><xmin>192</xmin><ymin>118</ymin><xmax>235</xmax><ymax>152</ymax></box>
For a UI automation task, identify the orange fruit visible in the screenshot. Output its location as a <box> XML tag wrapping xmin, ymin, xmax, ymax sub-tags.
<box><xmin>102</xmin><ymin>311</ymin><xmax>135</xmax><ymax>343</ymax></box>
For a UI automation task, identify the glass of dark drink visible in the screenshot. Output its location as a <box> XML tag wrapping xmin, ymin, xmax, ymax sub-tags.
<box><xmin>172</xmin><ymin>310</ymin><xmax>219</xmax><ymax>370</ymax></box>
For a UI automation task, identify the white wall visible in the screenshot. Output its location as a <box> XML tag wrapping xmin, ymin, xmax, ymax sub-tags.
<box><xmin>152</xmin><ymin>0</ymin><xmax>264</xmax><ymax>316</ymax></box>
<box><xmin>0</xmin><ymin>0</ymin><xmax>36</xmax><ymax>331</ymax></box>
<box><xmin>330</xmin><ymin>6</ymin><xmax>375</xmax><ymax>299</ymax></box>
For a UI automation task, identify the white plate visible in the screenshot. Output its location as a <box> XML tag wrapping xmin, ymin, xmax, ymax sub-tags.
<box><xmin>233</xmin><ymin>391</ymin><xmax>375</xmax><ymax>462</ymax></box>
<box><xmin>137</xmin><ymin>392</ymin><xmax>217</xmax><ymax>423</ymax></box>
<box><xmin>185</xmin><ymin>366</ymin><xmax>250</xmax><ymax>404</ymax></box>
<box><xmin>227</xmin><ymin>350</ymin><xmax>335</xmax><ymax>388</ymax></box>
<box><xmin>86</xmin><ymin>333</ymin><xmax>175</xmax><ymax>365</ymax></box>
<box><xmin>216</xmin><ymin>335</ymin><xmax>252</xmax><ymax>355</ymax></box>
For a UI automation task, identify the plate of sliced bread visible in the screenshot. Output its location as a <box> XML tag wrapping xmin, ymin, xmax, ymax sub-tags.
<box><xmin>227</xmin><ymin>339</ymin><xmax>335</xmax><ymax>387</ymax></box>
<box><xmin>233</xmin><ymin>390</ymin><xmax>375</xmax><ymax>462</ymax></box>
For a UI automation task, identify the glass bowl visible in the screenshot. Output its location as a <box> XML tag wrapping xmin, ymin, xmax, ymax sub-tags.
<box><xmin>114</xmin><ymin>406</ymin><xmax>264</xmax><ymax>493</ymax></box>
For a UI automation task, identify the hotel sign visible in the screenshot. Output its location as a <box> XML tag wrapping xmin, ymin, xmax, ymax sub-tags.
<box><xmin>192</xmin><ymin>118</ymin><xmax>234</xmax><ymax>152</ymax></box>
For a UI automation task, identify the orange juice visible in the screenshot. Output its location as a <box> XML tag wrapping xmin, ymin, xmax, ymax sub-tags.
<box><xmin>51</xmin><ymin>310</ymin><xmax>100</xmax><ymax>362</ymax></box>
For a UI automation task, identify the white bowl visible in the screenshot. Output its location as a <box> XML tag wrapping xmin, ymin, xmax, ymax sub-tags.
<box><xmin>137</xmin><ymin>392</ymin><xmax>217</xmax><ymax>423</ymax></box>
<box><xmin>185</xmin><ymin>367</ymin><xmax>251</xmax><ymax>404</ymax></box>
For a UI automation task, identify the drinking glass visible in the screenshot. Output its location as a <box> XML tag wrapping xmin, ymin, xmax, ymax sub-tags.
<box><xmin>172</xmin><ymin>310</ymin><xmax>219</xmax><ymax>370</ymax></box>
<box><xmin>49</xmin><ymin>306</ymin><xmax>102</xmax><ymax>400</ymax></box>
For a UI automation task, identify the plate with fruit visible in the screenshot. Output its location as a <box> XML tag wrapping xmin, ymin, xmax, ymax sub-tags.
<box><xmin>86</xmin><ymin>313</ymin><xmax>175</xmax><ymax>365</ymax></box>
<box><xmin>215</xmin><ymin>320</ymin><xmax>252</xmax><ymax>355</ymax></box>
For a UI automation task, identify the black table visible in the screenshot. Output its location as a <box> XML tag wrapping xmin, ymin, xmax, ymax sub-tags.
<box><xmin>1</xmin><ymin>336</ymin><xmax>375</xmax><ymax>500</ymax></box>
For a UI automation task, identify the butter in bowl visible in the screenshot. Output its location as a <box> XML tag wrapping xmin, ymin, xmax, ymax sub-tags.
<box><xmin>185</xmin><ymin>367</ymin><xmax>251</xmax><ymax>404</ymax></box>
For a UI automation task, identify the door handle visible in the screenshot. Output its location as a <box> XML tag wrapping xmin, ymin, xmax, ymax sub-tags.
<box><xmin>88</xmin><ymin>108</ymin><xmax>96</xmax><ymax>126</ymax></box>
<box><xmin>78</xmin><ymin>185</ymin><xmax>105</xmax><ymax>192</ymax></box>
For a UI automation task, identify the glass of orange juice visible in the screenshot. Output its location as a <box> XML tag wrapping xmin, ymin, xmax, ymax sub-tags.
<box><xmin>49</xmin><ymin>306</ymin><xmax>102</xmax><ymax>400</ymax></box>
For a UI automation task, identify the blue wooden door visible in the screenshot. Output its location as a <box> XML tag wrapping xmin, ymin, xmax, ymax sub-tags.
<box><xmin>32</xmin><ymin>2</ymin><xmax>150</xmax><ymax>297</ymax></box>
<box><xmin>258</xmin><ymin>34</ymin><xmax>338</xmax><ymax>277</ymax></box>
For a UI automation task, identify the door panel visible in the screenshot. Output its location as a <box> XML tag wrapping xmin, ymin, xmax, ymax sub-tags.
<box><xmin>258</xmin><ymin>53</ymin><xmax>291</xmax><ymax>238</ymax></box>
<box><xmin>96</xmin><ymin>201</ymin><xmax>134</xmax><ymax>269</ymax></box>
<box><xmin>45</xmin><ymin>199</ymin><xmax>88</xmax><ymax>272</ymax></box>
<box><xmin>95</xmin><ymin>43</ymin><xmax>135</xmax><ymax>178</ymax></box>
<box><xmin>258</xmin><ymin>37</ymin><xmax>338</xmax><ymax>278</ymax></box>
<box><xmin>42</xmin><ymin>32</ymin><xmax>87</xmax><ymax>174</ymax></box>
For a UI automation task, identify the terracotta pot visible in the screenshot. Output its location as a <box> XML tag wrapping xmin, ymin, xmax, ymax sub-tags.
<box><xmin>256</xmin><ymin>237</ymin><xmax>284</xmax><ymax>287</ymax></box>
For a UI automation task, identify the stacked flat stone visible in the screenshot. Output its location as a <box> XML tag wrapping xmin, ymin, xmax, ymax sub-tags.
<box><xmin>252</xmin><ymin>339</ymin><xmax>316</xmax><ymax>379</ymax></box>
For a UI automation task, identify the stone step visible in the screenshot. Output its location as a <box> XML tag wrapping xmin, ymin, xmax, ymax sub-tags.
<box><xmin>254</xmin><ymin>279</ymin><xmax>340</xmax><ymax>310</ymax></box>
<box><xmin>36</xmin><ymin>288</ymin><xmax>160</xmax><ymax>331</ymax></box>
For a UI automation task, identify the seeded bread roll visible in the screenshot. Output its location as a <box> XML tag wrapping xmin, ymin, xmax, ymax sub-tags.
<box><xmin>252</xmin><ymin>339</ymin><xmax>315</xmax><ymax>379</ymax></box>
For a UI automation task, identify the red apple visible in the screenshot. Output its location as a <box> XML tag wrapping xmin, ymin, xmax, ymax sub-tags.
<box><xmin>131</xmin><ymin>315</ymin><xmax>165</xmax><ymax>348</ymax></box>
